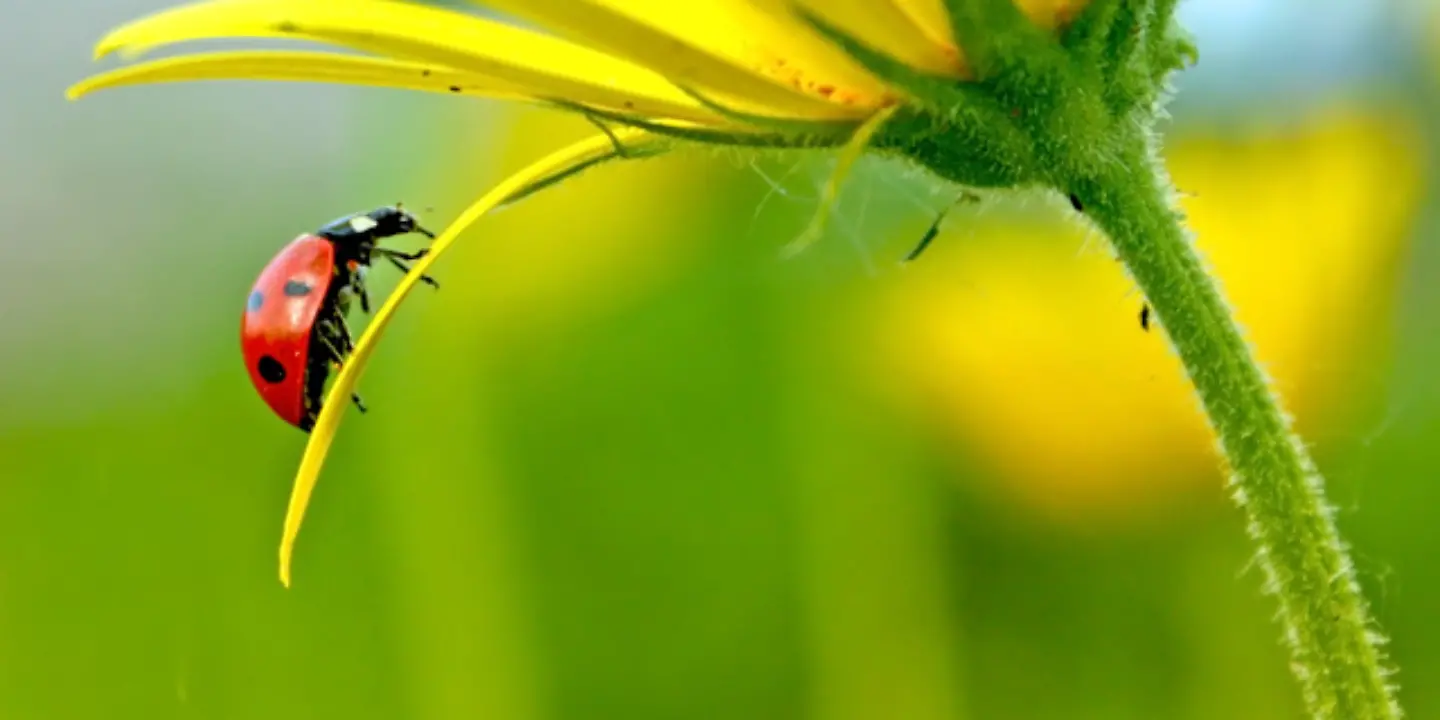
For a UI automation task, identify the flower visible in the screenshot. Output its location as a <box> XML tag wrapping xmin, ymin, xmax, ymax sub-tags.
<box><xmin>70</xmin><ymin>0</ymin><xmax>1090</xmax><ymax>125</ymax></box>
<box><xmin>68</xmin><ymin>0</ymin><xmax>1226</xmax><ymax>588</ymax></box>
<box><xmin>69</xmin><ymin>0</ymin><xmax>1110</xmax><ymax>584</ymax></box>
<box><xmin>67</xmin><ymin>1</ymin><xmax>1165</xmax><ymax>202</ymax></box>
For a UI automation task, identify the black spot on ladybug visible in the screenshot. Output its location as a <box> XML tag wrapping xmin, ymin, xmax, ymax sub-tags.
<box><xmin>246</xmin><ymin>290</ymin><xmax>264</xmax><ymax>312</ymax></box>
<box><xmin>1068</xmin><ymin>194</ymin><xmax>1083</xmax><ymax>212</ymax></box>
<box><xmin>448</xmin><ymin>85</ymin><xmax>461</xmax><ymax>93</ymax></box>
<box><xmin>283</xmin><ymin>279</ymin><xmax>315</xmax><ymax>297</ymax></box>
<box><xmin>257</xmin><ymin>355</ymin><xmax>287</xmax><ymax>384</ymax></box>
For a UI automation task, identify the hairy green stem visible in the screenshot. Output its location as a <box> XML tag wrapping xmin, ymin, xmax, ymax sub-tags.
<box><xmin>1070</xmin><ymin>141</ymin><xmax>1401</xmax><ymax>720</ymax></box>
<box><xmin>804</xmin><ymin>2</ymin><xmax>1401</xmax><ymax>708</ymax></box>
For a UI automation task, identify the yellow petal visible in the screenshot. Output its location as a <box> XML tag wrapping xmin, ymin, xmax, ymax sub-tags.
<box><xmin>279</xmin><ymin>128</ymin><xmax>664</xmax><ymax>587</ymax></box>
<box><xmin>890</xmin><ymin>0</ymin><xmax>958</xmax><ymax>50</ymax></box>
<box><xmin>90</xmin><ymin>0</ymin><xmax>728</xmax><ymax>127</ymax></box>
<box><xmin>776</xmin><ymin>0</ymin><xmax>961</xmax><ymax>77</ymax></box>
<box><xmin>68</xmin><ymin>50</ymin><xmax>531</xmax><ymax>102</ymax></box>
<box><xmin>469</xmin><ymin>0</ymin><xmax>888</xmax><ymax>116</ymax></box>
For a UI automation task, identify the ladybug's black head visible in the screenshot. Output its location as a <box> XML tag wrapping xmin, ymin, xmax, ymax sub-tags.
<box><xmin>363</xmin><ymin>205</ymin><xmax>435</xmax><ymax>239</ymax></box>
<box><xmin>317</xmin><ymin>204</ymin><xmax>435</xmax><ymax>244</ymax></box>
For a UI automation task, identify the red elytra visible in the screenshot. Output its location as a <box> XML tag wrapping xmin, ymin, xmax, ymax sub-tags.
<box><xmin>240</xmin><ymin>234</ymin><xmax>335</xmax><ymax>429</ymax></box>
<box><xmin>238</xmin><ymin>205</ymin><xmax>438</xmax><ymax>433</ymax></box>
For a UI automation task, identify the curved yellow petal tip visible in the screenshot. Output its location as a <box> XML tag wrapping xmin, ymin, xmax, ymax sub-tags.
<box><xmin>92</xmin><ymin>19</ymin><xmax>146</xmax><ymax>61</ymax></box>
<box><xmin>274</xmin><ymin>128</ymin><xmax>663</xmax><ymax>587</ymax></box>
<box><xmin>89</xmin><ymin>0</ymin><xmax>207</xmax><ymax>60</ymax></box>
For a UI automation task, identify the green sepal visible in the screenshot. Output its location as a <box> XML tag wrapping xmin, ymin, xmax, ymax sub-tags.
<box><xmin>1056</xmin><ymin>0</ymin><xmax>1192</xmax><ymax>118</ymax></box>
<box><xmin>873</xmin><ymin>103</ymin><xmax>1035</xmax><ymax>188</ymax></box>
<box><xmin>1098</xmin><ymin>0</ymin><xmax>1149</xmax><ymax>114</ymax></box>
<box><xmin>1147</xmin><ymin>0</ymin><xmax>1181</xmax><ymax>38</ymax></box>
<box><xmin>1099</xmin><ymin>0</ymin><xmax>1146</xmax><ymax>78</ymax></box>
<box><xmin>675</xmin><ymin>85</ymin><xmax>861</xmax><ymax>141</ymax></box>
<box><xmin>943</xmin><ymin>0</ymin><xmax>1070</xmax><ymax>94</ymax></box>
<box><xmin>1149</xmin><ymin>21</ymin><xmax>1199</xmax><ymax>83</ymax></box>
<box><xmin>1061</xmin><ymin>0</ymin><xmax>1123</xmax><ymax>59</ymax></box>
<box><xmin>791</xmin><ymin>6</ymin><xmax>1038</xmax><ymax>184</ymax></box>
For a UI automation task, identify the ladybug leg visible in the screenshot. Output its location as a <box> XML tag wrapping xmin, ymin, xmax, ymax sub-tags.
<box><xmin>319</xmin><ymin>316</ymin><xmax>367</xmax><ymax>412</ymax></box>
<box><xmin>357</xmin><ymin>278</ymin><xmax>372</xmax><ymax>315</ymax></box>
<box><xmin>377</xmin><ymin>247</ymin><xmax>428</xmax><ymax>262</ymax></box>
<box><xmin>316</xmin><ymin>328</ymin><xmax>348</xmax><ymax>365</ymax></box>
<box><xmin>333</xmin><ymin>313</ymin><xmax>357</xmax><ymax>354</ymax></box>
<box><xmin>313</xmin><ymin>312</ymin><xmax>368</xmax><ymax>415</ymax></box>
<box><xmin>342</xmin><ymin>261</ymin><xmax>372</xmax><ymax>315</ymax></box>
<box><xmin>379</xmin><ymin>252</ymin><xmax>440</xmax><ymax>290</ymax></box>
<box><xmin>315</xmin><ymin>312</ymin><xmax>355</xmax><ymax>357</ymax></box>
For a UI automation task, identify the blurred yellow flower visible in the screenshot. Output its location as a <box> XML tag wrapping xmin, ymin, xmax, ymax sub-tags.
<box><xmin>871</xmin><ymin>106</ymin><xmax>1424</xmax><ymax>522</ymax></box>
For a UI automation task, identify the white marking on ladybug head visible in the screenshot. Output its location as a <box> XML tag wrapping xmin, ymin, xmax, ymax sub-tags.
<box><xmin>348</xmin><ymin>215</ymin><xmax>379</xmax><ymax>233</ymax></box>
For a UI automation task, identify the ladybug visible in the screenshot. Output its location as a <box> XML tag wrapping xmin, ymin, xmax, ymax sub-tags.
<box><xmin>240</xmin><ymin>205</ymin><xmax>439</xmax><ymax>432</ymax></box>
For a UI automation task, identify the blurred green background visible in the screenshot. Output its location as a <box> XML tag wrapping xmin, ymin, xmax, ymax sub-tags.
<box><xmin>3</xmin><ymin>1</ymin><xmax>1439</xmax><ymax>718</ymax></box>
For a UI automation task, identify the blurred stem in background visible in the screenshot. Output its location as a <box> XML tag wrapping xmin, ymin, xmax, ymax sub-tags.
<box><xmin>783</xmin><ymin>288</ymin><xmax>966</xmax><ymax>720</ymax></box>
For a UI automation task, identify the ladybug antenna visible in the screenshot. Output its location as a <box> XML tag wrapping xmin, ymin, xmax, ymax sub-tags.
<box><xmin>392</xmin><ymin>200</ymin><xmax>434</xmax><ymax>236</ymax></box>
<box><xmin>410</xmin><ymin>202</ymin><xmax>437</xmax><ymax>237</ymax></box>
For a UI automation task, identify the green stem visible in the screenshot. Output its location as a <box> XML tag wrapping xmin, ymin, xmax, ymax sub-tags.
<box><xmin>1069</xmin><ymin>140</ymin><xmax>1401</xmax><ymax>720</ymax></box>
